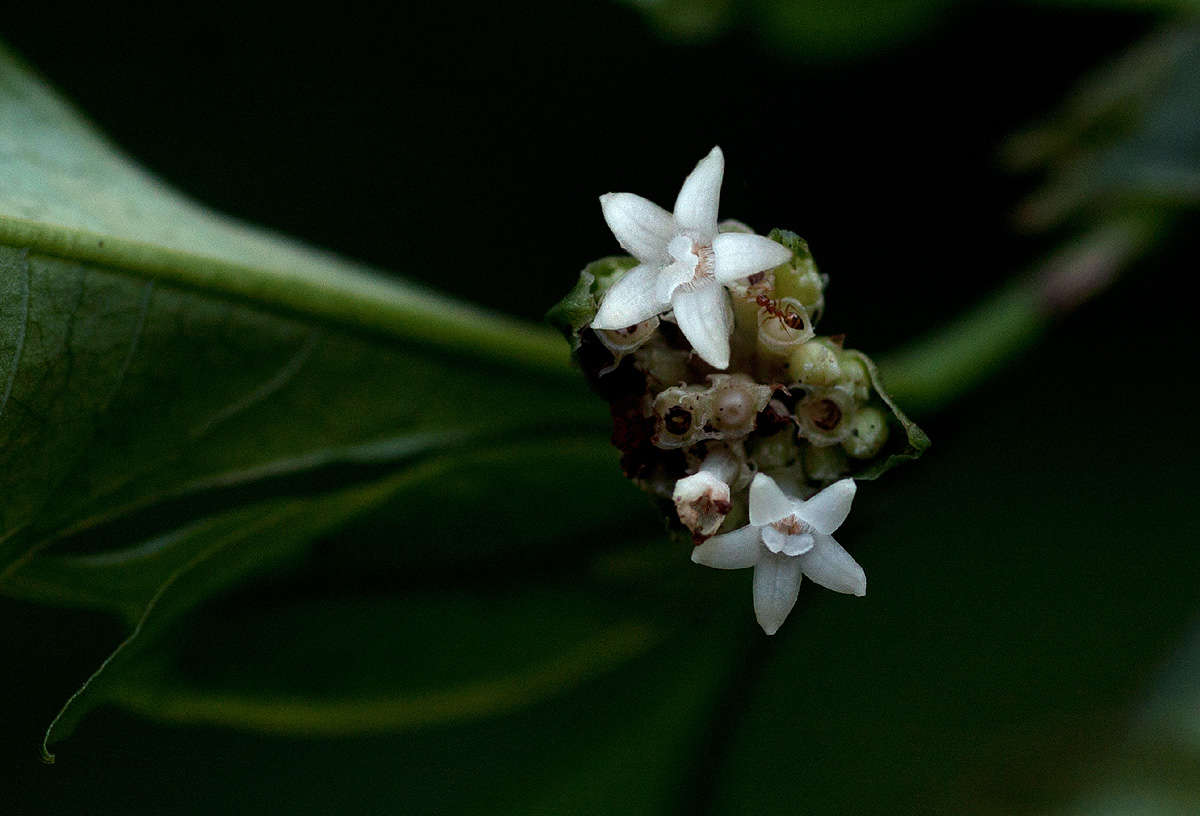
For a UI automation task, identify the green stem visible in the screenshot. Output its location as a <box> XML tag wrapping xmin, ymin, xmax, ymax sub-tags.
<box><xmin>877</xmin><ymin>215</ymin><xmax>1160</xmax><ymax>414</ymax></box>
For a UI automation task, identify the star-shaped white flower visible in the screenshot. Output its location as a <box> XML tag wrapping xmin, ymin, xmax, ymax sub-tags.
<box><xmin>591</xmin><ymin>147</ymin><xmax>793</xmax><ymax>369</ymax></box>
<box><xmin>691</xmin><ymin>473</ymin><xmax>865</xmax><ymax>635</ymax></box>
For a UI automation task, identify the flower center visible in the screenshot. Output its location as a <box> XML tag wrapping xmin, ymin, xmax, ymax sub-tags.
<box><xmin>667</xmin><ymin>234</ymin><xmax>715</xmax><ymax>292</ymax></box>
<box><xmin>761</xmin><ymin>513</ymin><xmax>816</xmax><ymax>556</ymax></box>
<box><xmin>771</xmin><ymin>515</ymin><xmax>812</xmax><ymax>537</ymax></box>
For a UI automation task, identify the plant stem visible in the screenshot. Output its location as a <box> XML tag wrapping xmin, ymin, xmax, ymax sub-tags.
<box><xmin>876</xmin><ymin>215</ymin><xmax>1160</xmax><ymax>414</ymax></box>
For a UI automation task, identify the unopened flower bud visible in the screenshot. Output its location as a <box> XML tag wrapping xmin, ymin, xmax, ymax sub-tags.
<box><xmin>788</xmin><ymin>341</ymin><xmax>842</xmax><ymax>386</ymax></box>
<box><xmin>772</xmin><ymin>233</ymin><xmax>826</xmax><ymax>321</ymax></box>
<box><xmin>842</xmin><ymin>405</ymin><xmax>890</xmax><ymax>459</ymax></box>
<box><xmin>776</xmin><ymin>267</ymin><xmax>825</xmax><ymax>313</ymax></box>
<box><xmin>636</xmin><ymin>338</ymin><xmax>692</xmax><ymax>388</ymax></box>
<box><xmin>804</xmin><ymin>443</ymin><xmax>849</xmax><ymax>481</ymax></box>
<box><xmin>750</xmin><ymin>427</ymin><xmax>802</xmax><ymax>470</ymax></box>
<box><xmin>837</xmin><ymin>352</ymin><xmax>872</xmax><ymax>401</ymax></box>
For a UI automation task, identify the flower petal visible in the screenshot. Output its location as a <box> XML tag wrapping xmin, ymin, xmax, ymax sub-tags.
<box><xmin>673</xmin><ymin>469</ymin><xmax>726</xmax><ymax>504</ymax></box>
<box><xmin>591</xmin><ymin>264</ymin><xmax>669</xmax><ymax>330</ymax></box>
<box><xmin>796</xmin><ymin>533</ymin><xmax>866</xmax><ymax>596</ymax></box>
<box><xmin>712</xmin><ymin>233</ymin><xmax>792</xmax><ymax>282</ymax></box>
<box><xmin>761</xmin><ymin>525</ymin><xmax>813</xmax><ymax>556</ymax></box>
<box><xmin>783</xmin><ymin>533</ymin><xmax>814</xmax><ymax>557</ymax></box>
<box><xmin>692</xmin><ymin>525</ymin><xmax>760</xmax><ymax>570</ymax></box>
<box><xmin>673</xmin><ymin>146</ymin><xmax>723</xmax><ymax>242</ymax></box>
<box><xmin>654</xmin><ymin>259</ymin><xmax>696</xmax><ymax>304</ymax></box>
<box><xmin>600</xmin><ymin>193</ymin><xmax>675</xmax><ymax>264</ymax></box>
<box><xmin>793</xmin><ymin>478</ymin><xmax>857</xmax><ymax>534</ymax></box>
<box><xmin>747</xmin><ymin>472</ymin><xmax>795</xmax><ymax>527</ymax></box>
<box><xmin>672</xmin><ymin>284</ymin><xmax>731</xmax><ymax>369</ymax></box>
<box><xmin>752</xmin><ymin>550</ymin><xmax>804</xmax><ymax>635</ymax></box>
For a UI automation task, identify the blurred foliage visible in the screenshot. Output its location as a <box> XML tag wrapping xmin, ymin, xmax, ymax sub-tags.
<box><xmin>1006</xmin><ymin>24</ymin><xmax>1200</xmax><ymax>231</ymax></box>
<box><xmin>881</xmin><ymin>21</ymin><xmax>1199</xmax><ymax>413</ymax></box>
<box><xmin>619</xmin><ymin>0</ymin><xmax>962</xmax><ymax>58</ymax></box>
<box><xmin>622</xmin><ymin>0</ymin><xmax>1199</xmax><ymax>58</ymax></box>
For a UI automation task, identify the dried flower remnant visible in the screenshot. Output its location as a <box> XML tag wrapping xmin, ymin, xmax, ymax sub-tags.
<box><xmin>547</xmin><ymin>148</ymin><xmax>929</xmax><ymax>635</ymax></box>
<box><xmin>673</xmin><ymin>445</ymin><xmax>749</xmax><ymax>538</ymax></box>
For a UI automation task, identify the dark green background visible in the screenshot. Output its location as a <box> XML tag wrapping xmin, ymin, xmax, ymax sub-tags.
<box><xmin>2</xmin><ymin>2</ymin><xmax>1197</xmax><ymax>813</ymax></box>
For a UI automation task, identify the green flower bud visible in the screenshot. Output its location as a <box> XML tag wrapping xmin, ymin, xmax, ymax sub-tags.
<box><xmin>770</xmin><ymin>231</ymin><xmax>826</xmax><ymax>323</ymax></box>
<box><xmin>750</xmin><ymin>427</ymin><xmax>802</xmax><ymax>470</ymax></box>
<box><xmin>636</xmin><ymin>337</ymin><xmax>692</xmax><ymax>389</ymax></box>
<box><xmin>836</xmin><ymin>351</ymin><xmax>872</xmax><ymax>402</ymax></box>
<box><xmin>842</xmin><ymin>405</ymin><xmax>890</xmax><ymax>459</ymax></box>
<box><xmin>777</xmin><ymin>267</ymin><xmax>824</xmax><ymax>312</ymax></box>
<box><xmin>729</xmin><ymin>287</ymin><xmax>764</xmax><ymax>350</ymax></box>
<box><xmin>804</xmin><ymin>443</ymin><xmax>849</xmax><ymax>482</ymax></box>
<box><xmin>788</xmin><ymin>341</ymin><xmax>842</xmax><ymax>386</ymax></box>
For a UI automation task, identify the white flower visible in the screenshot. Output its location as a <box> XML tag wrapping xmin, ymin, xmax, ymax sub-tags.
<box><xmin>590</xmin><ymin>147</ymin><xmax>793</xmax><ymax>369</ymax></box>
<box><xmin>692</xmin><ymin>473</ymin><xmax>865</xmax><ymax>635</ymax></box>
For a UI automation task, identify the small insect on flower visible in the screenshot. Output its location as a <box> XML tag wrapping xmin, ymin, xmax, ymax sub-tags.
<box><xmin>755</xmin><ymin>294</ymin><xmax>806</xmax><ymax>334</ymax></box>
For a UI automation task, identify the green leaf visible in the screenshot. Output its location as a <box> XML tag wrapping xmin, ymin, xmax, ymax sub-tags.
<box><xmin>0</xmin><ymin>43</ymin><xmax>598</xmax><ymax>570</ymax></box>
<box><xmin>20</xmin><ymin>433</ymin><xmax>657</xmax><ymax>760</ymax></box>
<box><xmin>0</xmin><ymin>42</ymin><xmax>627</xmax><ymax>751</ymax></box>
<box><xmin>95</xmin><ymin>570</ymin><xmax>747</xmax><ymax>816</ymax></box>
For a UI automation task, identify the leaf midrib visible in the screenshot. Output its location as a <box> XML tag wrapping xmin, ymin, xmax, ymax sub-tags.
<box><xmin>0</xmin><ymin>217</ymin><xmax>571</xmax><ymax>377</ymax></box>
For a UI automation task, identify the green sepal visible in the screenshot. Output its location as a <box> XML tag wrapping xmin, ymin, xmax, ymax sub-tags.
<box><xmin>767</xmin><ymin>228</ymin><xmax>826</xmax><ymax>313</ymax></box>
<box><xmin>842</xmin><ymin>349</ymin><xmax>931</xmax><ymax>480</ymax></box>
<box><xmin>545</xmin><ymin>256</ymin><xmax>639</xmax><ymax>355</ymax></box>
<box><xmin>767</xmin><ymin>228</ymin><xmax>816</xmax><ymax>273</ymax></box>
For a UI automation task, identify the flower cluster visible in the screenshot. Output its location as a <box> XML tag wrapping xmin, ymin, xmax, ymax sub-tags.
<box><xmin>549</xmin><ymin>148</ymin><xmax>928</xmax><ymax>635</ymax></box>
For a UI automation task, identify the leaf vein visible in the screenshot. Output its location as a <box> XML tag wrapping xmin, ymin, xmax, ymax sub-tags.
<box><xmin>0</xmin><ymin>248</ymin><xmax>31</xmax><ymax>422</ymax></box>
<box><xmin>106</xmin><ymin>279</ymin><xmax>154</xmax><ymax>408</ymax></box>
<box><xmin>190</xmin><ymin>329</ymin><xmax>322</xmax><ymax>438</ymax></box>
<box><xmin>39</xmin><ymin>507</ymin><xmax>293</xmax><ymax>762</ymax></box>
